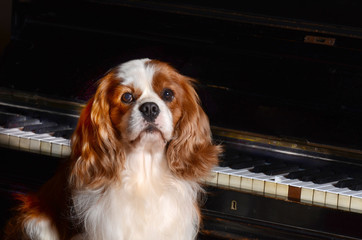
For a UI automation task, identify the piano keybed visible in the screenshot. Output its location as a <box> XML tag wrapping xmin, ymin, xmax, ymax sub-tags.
<box><xmin>1</xmin><ymin>104</ymin><xmax>362</xmax><ymax>215</ymax></box>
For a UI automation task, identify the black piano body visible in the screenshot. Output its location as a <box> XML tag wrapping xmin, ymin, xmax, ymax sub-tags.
<box><xmin>1</xmin><ymin>0</ymin><xmax>362</xmax><ymax>239</ymax></box>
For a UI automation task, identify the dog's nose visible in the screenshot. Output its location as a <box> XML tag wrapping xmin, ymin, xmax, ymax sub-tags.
<box><xmin>139</xmin><ymin>102</ymin><xmax>160</xmax><ymax>122</ymax></box>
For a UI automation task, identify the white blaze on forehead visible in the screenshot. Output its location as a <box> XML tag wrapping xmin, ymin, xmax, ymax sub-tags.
<box><xmin>116</xmin><ymin>59</ymin><xmax>174</xmax><ymax>143</ymax></box>
<box><xmin>117</xmin><ymin>58</ymin><xmax>156</xmax><ymax>91</ymax></box>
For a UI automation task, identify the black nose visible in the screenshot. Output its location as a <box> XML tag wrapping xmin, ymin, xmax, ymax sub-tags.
<box><xmin>139</xmin><ymin>102</ymin><xmax>160</xmax><ymax>122</ymax></box>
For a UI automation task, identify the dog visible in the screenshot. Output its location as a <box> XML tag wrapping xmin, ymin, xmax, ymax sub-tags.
<box><xmin>4</xmin><ymin>59</ymin><xmax>222</xmax><ymax>240</ymax></box>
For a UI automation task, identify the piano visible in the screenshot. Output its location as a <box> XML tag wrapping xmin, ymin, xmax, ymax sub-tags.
<box><xmin>1</xmin><ymin>0</ymin><xmax>362</xmax><ymax>239</ymax></box>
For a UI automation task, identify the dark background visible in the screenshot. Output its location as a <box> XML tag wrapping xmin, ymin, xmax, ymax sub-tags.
<box><xmin>1</xmin><ymin>1</ymin><xmax>362</xmax><ymax>238</ymax></box>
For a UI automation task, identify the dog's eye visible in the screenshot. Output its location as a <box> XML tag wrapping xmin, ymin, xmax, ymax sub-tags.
<box><xmin>161</xmin><ymin>88</ymin><xmax>174</xmax><ymax>102</ymax></box>
<box><xmin>121</xmin><ymin>92</ymin><xmax>134</xmax><ymax>104</ymax></box>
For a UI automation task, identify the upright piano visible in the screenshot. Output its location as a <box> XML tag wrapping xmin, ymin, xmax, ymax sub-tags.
<box><xmin>1</xmin><ymin>0</ymin><xmax>362</xmax><ymax>239</ymax></box>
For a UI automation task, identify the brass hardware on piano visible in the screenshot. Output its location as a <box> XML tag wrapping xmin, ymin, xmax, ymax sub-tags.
<box><xmin>230</xmin><ymin>200</ymin><xmax>238</xmax><ymax>211</ymax></box>
<box><xmin>304</xmin><ymin>35</ymin><xmax>336</xmax><ymax>46</ymax></box>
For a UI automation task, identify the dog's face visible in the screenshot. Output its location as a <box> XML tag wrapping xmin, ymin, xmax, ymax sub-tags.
<box><xmin>109</xmin><ymin>59</ymin><xmax>181</xmax><ymax>148</ymax></box>
<box><xmin>70</xmin><ymin>59</ymin><xmax>221</xmax><ymax>188</ymax></box>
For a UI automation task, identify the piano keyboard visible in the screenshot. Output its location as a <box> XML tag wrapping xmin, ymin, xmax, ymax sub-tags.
<box><xmin>205</xmin><ymin>159</ymin><xmax>362</xmax><ymax>214</ymax></box>
<box><xmin>0</xmin><ymin>127</ymin><xmax>71</xmax><ymax>157</ymax></box>
<box><xmin>1</xmin><ymin>107</ymin><xmax>362</xmax><ymax>215</ymax></box>
<box><xmin>0</xmin><ymin>106</ymin><xmax>76</xmax><ymax>157</ymax></box>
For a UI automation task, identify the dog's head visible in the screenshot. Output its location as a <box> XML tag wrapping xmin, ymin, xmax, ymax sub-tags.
<box><xmin>70</xmin><ymin>59</ymin><xmax>221</xmax><ymax>188</ymax></box>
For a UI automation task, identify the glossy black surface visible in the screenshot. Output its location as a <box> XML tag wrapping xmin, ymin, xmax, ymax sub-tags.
<box><xmin>1</xmin><ymin>0</ymin><xmax>362</xmax><ymax>150</ymax></box>
<box><xmin>202</xmin><ymin>186</ymin><xmax>362</xmax><ymax>239</ymax></box>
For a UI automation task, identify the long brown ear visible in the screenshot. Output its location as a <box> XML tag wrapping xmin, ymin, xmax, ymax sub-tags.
<box><xmin>69</xmin><ymin>73</ymin><xmax>124</xmax><ymax>189</ymax></box>
<box><xmin>166</xmin><ymin>78</ymin><xmax>222</xmax><ymax>181</ymax></box>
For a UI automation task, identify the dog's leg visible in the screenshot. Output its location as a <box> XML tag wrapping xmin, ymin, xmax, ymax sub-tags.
<box><xmin>23</xmin><ymin>216</ymin><xmax>60</xmax><ymax>240</ymax></box>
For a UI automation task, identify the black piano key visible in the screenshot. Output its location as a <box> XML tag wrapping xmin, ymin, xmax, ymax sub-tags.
<box><xmin>0</xmin><ymin>112</ymin><xmax>27</xmax><ymax>126</ymax></box>
<box><xmin>250</xmin><ymin>163</ymin><xmax>285</xmax><ymax>173</ymax></box>
<box><xmin>312</xmin><ymin>173</ymin><xmax>348</xmax><ymax>184</ymax></box>
<box><xmin>33</xmin><ymin>125</ymin><xmax>70</xmax><ymax>134</ymax></box>
<box><xmin>23</xmin><ymin>121</ymin><xmax>58</xmax><ymax>131</ymax></box>
<box><xmin>218</xmin><ymin>160</ymin><xmax>229</xmax><ymax>167</ymax></box>
<box><xmin>218</xmin><ymin>149</ymin><xmax>242</xmax><ymax>167</ymax></box>
<box><xmin>5</xmin><ymin>118</ymin><xmax>41</xmax><ymax>128</ymax></box>
<box><xmin>334</xmin><ymin>179</ymin><xmax>358</xmax><ymax>188</ymax></box>
<box><xmin>264</xmin><ymin>164</ymin><xmax>299</xmax><ymax>176</ymax></box>
<box><xmin>219</xmin><ymin>155</ymin><xmax>248</xmax><ymax>167</ymax></box>
<box><xmin>220</xmin><ymin>149</ymin><xmax>257</xmax><ymax>168</ymax></box>
<box><xmin>349</xmin><ymin>182</ymin><xmax>362</xmax><ymax>191</ymax></box>
<box><xmin>226</xmin><ymin>156</ymin><xmax>251</xmax><ymax>168</ymax></box>
<box><xmin>52</xmin><ymin>129</ymin><xmax>74</xmax><ymax>139</ymax></box>
<box><xmin>286</xmin><ymin>169</ymin><xmax>320</xmax><ymax>179</ymax></box>
<box><xmin>300</xmin><ymin>170</ymin><xmax>333</xmax><ymax>182</ymax></box>
<box><xmin>229</xmin><ymin>157</ymin><xmax>265</xmax><ymax>170</ymax></box>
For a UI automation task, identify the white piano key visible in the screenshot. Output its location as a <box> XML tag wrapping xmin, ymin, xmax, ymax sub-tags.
<box><xmin>254</xmin><ymin>174</ymin><xmax>280</xmax><ymax>195</ymax></box>
<box><xmin>217</xmin><ymin>167</ymin><xmax>233</xmax><ymax>187</ymax></box>
<box><xmin>334</xmin><ymin>189</ymin><xmax>361</xmax><ymax>211</ymax></box>
<box><xmin>278</xmin><ymin>179</ymin><xmax>314</xmax><ymax>203</ymax></box>
<box><xmin>313</xmin><ymin>190</ymin><xmax>326</xmax><ymax>206</ymax></box>
<box><xmin>0</xmin><ymin>128</ymin><xmax>22</xmax><ymax>146</ymax></box>
<box><xmin>324</xmin><ymin>188</ymin><xmax>349</xmax><ymax>209</ymax></box>
<box><xmin>310</xmin><ymin>183</ymin><xmax>333</xmax><ymax>206</ymax></box>
<box><xmin>270</xmin><ymin>177</ymin><xmax>298</xmax><ymax>199</ymax></box>
<box><xmin>50</xmin><ymin>138</ymin><xmax>67</xmax><ymax>156</ymax></box>
<box><xmin>29</xmin><ymin>134</ymin><xmax>53</xmax><ymax>153</ymax></box>
<box><xmin>218</xmin><ymin>168</ymin><xmax>250</xmax><ymax>189</ymax></box>
<box><xmin>303</xmin><ymin>181</ymin><xmax>356</xmax><ymax>209</ymax></box>
<box><xmin>239</xmin><ymin>171</ymin><xmax>274</xmax><ymax>194</ymax></box>
<box><xmin>301</xmin><ymin>187</ymin><xmax>314</xmax><ymax>204</ymax></box>
<box><xmin>205</xmin><ymin>166</ymin><xmax>224</xmax><ymax>185</ymax></box>
<box><xmin>239</xmin><ymin>171</ymin><xmax>259</xmax><ymax>192</ymax></box>
<box><xmin>276</xmin><ymin>183</ymin><xmax>289</xmax><ymax>199</ymax></box>
<box><xmin>252</xmin><ymin>176</ymin><xmax>267</xmax><ymax>193</ymax></box>
<box><xmin>58</xmin><ymin>138</ymin><xmax>71</xmax><ymax>157</ymax></box>
<box><xmin>61</xmin><ymin>143</ymin><xmax>71</xmax><ymax>157</ymax></box>
<box><xmin>287</xmin><ymin>179</ymin><xmax>330</xmax><ymax>205</ymax></box>
<box><xmin>302</xmin><ymin>182</ymin><xmax>337</xmax><ymax>206</ymax></box>
<box><xmin>229</xmin><ymin>174</ymin><xmax>242</xmax><ymax>189</ymax></box>
<box><xmin>40</xmin><ymin>136</ymin><xmax>57</xmax><ymax>155</ymax></box>
<box><xmin>325</xmin><ymin>191</ymin><xmax>339</xmax><ymax>209</ymax></box>
<box><xmin>317</xmin><ymin>183</ymin><xmax>354</xmax><ymax>209</ymax></box>
<box><xmin>212</xmin><ymin>166</ymin><xmax>226</xmax><ymax>173</ymax></box>
<box><xmin>19</xmin><ymin>132</ymin><xmax>37</xmax><ymax>150</ymax></box>
<box><xmin>278</xmin><ymin>178</ymin><xmax>303</xmax><ymax>188</ymax></box>
<box><xmin>241</xmin><ymin>176</ymin><xmax>253</xmax><ymax>191</ymax></box>
<box><xmin>264</xmin><ymin>181</ymin><xmax>277</xmax><ymax>196</ymax></box>
<box><xmin>9</xmin><ymin>130</ymin><xmax>34</xmax><ymax>149</ymax></box>
<box><xmin>351</xmin><ymin>193</ymin><xmax>362</xmax><ymax>213</ymax></box>
<box><xmin>338</xmin><ymin>194</ymin><xmax>351</xmax><ymax>211</ymax></box>
<box><xmin>0</xmin><ymin>128</ymin><xmax>23</xmax><ymax>134</ymax></box>
<box><xmin>207</xmin><ymin>172</ymin><xmax>218</xmax><ymax>186</ymax></box>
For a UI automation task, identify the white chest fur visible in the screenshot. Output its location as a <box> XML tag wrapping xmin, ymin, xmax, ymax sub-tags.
<box><xmin>72</xmin><ymin>150</ymin><xmax>201</xmax><ymax>240</ymax></box>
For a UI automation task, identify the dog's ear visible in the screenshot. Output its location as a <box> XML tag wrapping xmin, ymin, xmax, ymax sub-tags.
<box><xmin>166</xmin><ymin>78</ymin><xmax>222</xmax><ymax>181</ymax></box>
<box><xmin>69</xmin><ymin>73</ymin><xmax>125</xmax><ymax>189</ymax></box>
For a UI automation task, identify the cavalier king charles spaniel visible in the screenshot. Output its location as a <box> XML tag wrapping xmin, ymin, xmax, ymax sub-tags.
<box><xmin>5</xmin><ymin>59</ymin><xmax>221</xmax><ymax>240</ymax></box>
